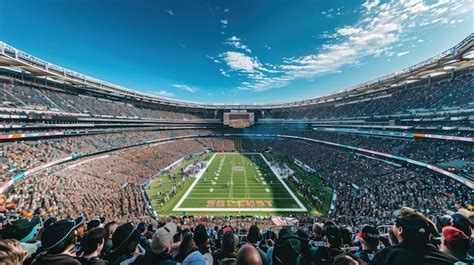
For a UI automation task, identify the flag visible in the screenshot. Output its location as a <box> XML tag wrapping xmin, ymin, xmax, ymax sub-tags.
<box><xmin>272</xmin><ymin>217</ymin><xmax>287</xmax><ymax>226</ymax></box>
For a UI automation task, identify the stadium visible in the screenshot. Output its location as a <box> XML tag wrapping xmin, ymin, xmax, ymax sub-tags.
<box><xmin>0</xmin><ymin>1</ymin><xmax>473</xmax><ymax>265</ymax></box>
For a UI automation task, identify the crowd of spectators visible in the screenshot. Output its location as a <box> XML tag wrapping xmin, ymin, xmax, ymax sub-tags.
<box><xmin>0</xmin><ymin>204</ymin><xmax>473</xmax><ymax>264</ymax></box>
<box><xmin>1</xmin><ymin>135</ymin><xmax>470</xmax><ymax>232</ymax></box>
<box><xmin>3</xmin><ymin>136</ymin><xmax>228</xmax><ymax>223</ymax></box>
<box><xmin>2</xmin><ymin>70</ymin><xmax>473</xmax><ymax>124</ymax></box>
<box><xmin>264</xmin><ymin>73</ymin><xmax>473</xmax><ymax>120</ymax></box>
<box><xmin>239</xmin><ymin>138</ymin><xmax>472</xmax><ymax>226</ymax></box>
<box><xmin>0</xmin><ymin>81</ymin><xmax>214</xmax><ymax>120</ymax></box>
<box><xmin>304</xmin><ymin>130</ymin><xmax>474</xmax><ymax>176</ymax></box>
<box><xmin>0</xmin><ymin>129</ymin><xmax>212</xmax><ymax>185</ymax></box>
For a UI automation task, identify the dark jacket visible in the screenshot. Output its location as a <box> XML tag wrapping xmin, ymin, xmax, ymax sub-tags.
<box><xmin>176</xmin><ymin>247</ymin><xmax>199</xmax><ymax>263</ymax></box>
<box><xmin>370</xmin><ymin>243</ymin><xmax>459</xmax><ymax>265</ymax></box>
<box><xmin>212</xmin><ymin>249</ymin><xmax>237</xmax><ymax>265</ymax></box>
<box><xmin>130</xmin><ymin>250</ymin><xmax>176</xmax><ymax>265</ymax></box>
<box><xmin>77</xmin><ymin>256</ymin><xmax>108</xmax><ymax>265</ymax></box>
<box><xmin>32</xmin><ymin>252</ymin><xmax>82</xmax><ymax>265</ymax></box>
<box><xmin>355</xmin><ymin>249</ymin><xmax>377</xmax><ymax>263</ymax></box>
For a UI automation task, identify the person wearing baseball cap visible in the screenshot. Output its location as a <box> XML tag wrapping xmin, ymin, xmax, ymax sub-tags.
<box><xmin>31</xmin><ymin>217</ymin><xmax>85</xmax><ymax>265</ymax></box>
<box><xmin>122</xmin><ymin>222</ymin><xmax>177</xmax><ymax>265</ymax></box>
<box><xmin>440</xmin><ymin>226</ymin><xmax>470</xmax><ymax>262</ymax></box>
<box><xmin>371</xmin><ymin>207</ymin><xmax>458</xmax><ymax>265</ymax></box>
<box><xmin>354</xmin><ymin>225</ymin><xmax>379</xmax><ymax>263</ymax></box>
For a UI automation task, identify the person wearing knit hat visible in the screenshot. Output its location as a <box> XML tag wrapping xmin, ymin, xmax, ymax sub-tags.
<box><xmin>120</xmin><ymin>222</ymin><xmax>177</xmax><ymax>265</ymax></box>
<box><xmin>31</xmin><ymin>217</ymin><xmax>85</xmax><ymax>265</ymax></box>
<box><xmin>212</xmin><ymin>231</ymin><xmax>238</xmax><ymax>265</ymax></box>
<box><xmin>440</xmin><ymin>226</ymin><xmax>470</xmax><ymax>262</ymax></box>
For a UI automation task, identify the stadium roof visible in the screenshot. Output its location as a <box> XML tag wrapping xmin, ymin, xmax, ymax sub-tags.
<box><xmin>0</xmin><ymin>33</ymin><xmax>473</xmax><ymax>110</ymax></box>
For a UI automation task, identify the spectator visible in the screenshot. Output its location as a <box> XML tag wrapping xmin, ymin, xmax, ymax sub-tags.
<box><xmin>31</xmin><ymin>218</ymin><xmax>84</xmax><ymax>265</ymax></box>
<box><xmin>451</xmin><ymin>213</ymin><xmax>472</xmax><ymax>238</ymax></box>
<box><xmin>295</xmin><ymin>229</ymin><xmax>312</xmax><ymax>265</ymax></box>
<box><xmin>370</xmin><ymin>207</ymin><xmax>458</xmax><ymax>265</ymax></box>
<box><xmin>175</xmin><ymin>232</ymin><xmax>197</xmax><ymax>263</ymax></box>
<box><xmin>236</xmin><ymin>244</ymin><xmax>262</xmax><ymax>265</ymax></box>
<box><xmin>323</xmin><ymin>224</ymin><xmax>343</xmax><ymax>260</ymax></box>
<box><xmin>124</xmin><ymin>222</ymin><xmax>176</xmax><ymax>265</ymax></box>
<box><xmin>137</xmin><ymin>222</ymin><xmax>150</xmax><ymax>251</ymax></box>
<box><xmin>0</xmin><ymin>239</ymin><xmax>27</xmax><ymax>265</ymax></box>
<box><xmin>440</xmin><ymin>226</ymin><xmax>470</xmax><ymax>262</ymax></box>
<box><xmin>105</xmin><ymin>223</ymin><xmax>141</xmax><ymax>265</ymax></box>
<box><xmin>77</xmin><ymin>227</ymin><xmax>107</xmax><ymax>265</ymax></box>
<box><xmin>354</xmin><ymin>225</ymin><xmax>379</xmax><ymax>264</ymax></box>
<box><xmin>101</xmin><ymin>221</ymin><xmax>118</xmax><ymax>258</ymax></box>
<box><xmin>273</xmin><ymin>228</ymin><xmax>308</xmax><ymax>265</ymax></box>
<box><xmin>245</xmin><ymin>225</ymin><xmax>266</xmax><ymax>263</ymax></box>
<box><xmin>193</xmin><ymin>224</ymin><xmax>213</xmax><ymax>265</ymax></box>
<box><xmin>212</xmin><ymin>231</ymin><xmax>238</xmax><ymax>265</ymax></box>
<box><xmin>310</xmin><ymin>223</ymin><xmax>324</xmax><ymax>246</ymax></box>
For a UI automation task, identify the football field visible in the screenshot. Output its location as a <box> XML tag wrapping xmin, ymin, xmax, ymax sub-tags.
<box><xmin>173</xmin><ymin>153</ymin><xmax>307</xmax><ymax>213</ymax></box>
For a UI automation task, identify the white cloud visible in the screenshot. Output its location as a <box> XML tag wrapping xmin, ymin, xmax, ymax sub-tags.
<box><xmin>152</xmin><ymin>90</ymin><xmax>175</xmax><ymax>98</ymax></box>
<box><xmin>171</xmin><ymin>84</ymin><xmax>199</xmax><ymax>93</ymax></box>
<box><xmin>224</xmin><ymin>8</ymin><xmax>229</xmax><ymax>12</ymax></box>
<box><xmin>337</xmin><ymin>27</ymin><xmax>362</xmax><ymax>36</ymax></box>
<box><xmin>220</xmin><ymin>52</ymin><xmax>257</xmax><ymax>73</ymax></box>
<box><xmin>215</xmin><ymin>0</ymin><xmax>473</xmax><ymax>92</ymax></box>
<box><xmin>220</xmin><ymin>19</ymin><xmax>228</xmax><ymax>25</ymax></box>
<box><xmin>166</xmin><ymin>10</ymin><xmax>174</xmax><ymax>16</ymax></box>
<box><xmin>362</xmin><ymin>0</ymin><xmax>380</xmax><ymax>11</ymax></box>
<box><xmin>225</xmin><ymin>36</ymin><xmax>252</xmax><ymax>53</ymax></box>
<box><xmin>220</xmin><ymin>52</ymin><xmax>280</xmax><ymax>74</ymax></box>
<box><xmin>397</xmin><ymin>51</ymin><xmax>410</xmax><ymax>56</ymax></box>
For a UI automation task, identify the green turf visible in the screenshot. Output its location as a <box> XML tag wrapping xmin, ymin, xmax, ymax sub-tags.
<box><xmin>175</xmin><ymin>153</ymin><xmax>303</xmax><ymax>212</ymax></box>
<box><xmin>145</xmin><ymin>152</ymin><xmax>333</xmax><ymax>216</ymax></box>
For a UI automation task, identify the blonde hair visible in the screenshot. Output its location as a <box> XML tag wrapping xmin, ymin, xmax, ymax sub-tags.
<box><xmin>0</xmin><ymin>239</ymin><xmax>26</xmax><ymax>265</ymax></box>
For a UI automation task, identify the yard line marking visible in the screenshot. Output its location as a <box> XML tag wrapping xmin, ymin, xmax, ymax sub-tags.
<box><xmin>259</xmin><ymin>153</ymin><xmax>307</xmax><ymax>211</ymax></box>
<box><xmin>176</xmin><ymin>207</ymin><xmax>307</xmax><ymax>212</ymax></box>
<box><xmin>242</xmin><ymin>155</ymin><xmax>249</xmax><ymax>199</ymax></box>
<box><xmin>172</xmin><ymin>153</ymin><xmax>217</xmax><ymax>211</ymax></box>
<box><xmin>173</xmin><ymin>152</ymin><xmax>307</xmax><ymax>212</ymax></box>
<box><xmin>230</xmin><ymin>154</ymin><xmax>234</xmax><ymax>199</ymax></box>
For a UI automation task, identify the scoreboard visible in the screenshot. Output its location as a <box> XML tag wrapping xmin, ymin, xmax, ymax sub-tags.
<box><xmin>223</xmin><ymin>111</ymin><xmax>255</xmax><ymax>128</ymax></box>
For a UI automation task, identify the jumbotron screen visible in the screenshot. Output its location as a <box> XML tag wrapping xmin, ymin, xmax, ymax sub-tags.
<box><xmin>223</xmin><ymin>112</ymin><xmax>255</xmax><ymax>128</ymax></box>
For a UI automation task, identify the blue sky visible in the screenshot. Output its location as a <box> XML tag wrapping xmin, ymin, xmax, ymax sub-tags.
<box><xmin>0</xmin><ymin>0</ymin><xmax>472</xmax><ymax>104</ymax></box>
